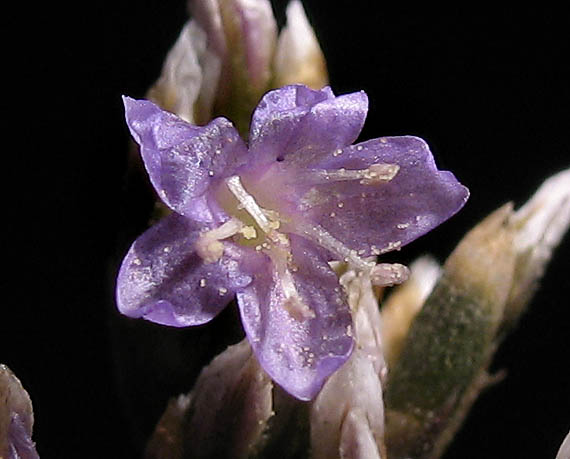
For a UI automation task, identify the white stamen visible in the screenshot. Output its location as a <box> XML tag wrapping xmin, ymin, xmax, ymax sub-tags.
<box><xmin>281</xmin><ymin>270</ymin><xmax>315</xmax><ymax>320</ymax></box>
<box><xmin>303</xmin><ymin>163</ymin><xmax>400</xmax><ymax>185</ymax></box>
<box><xmin>360</xmin><ymin>164</ymin><xmax>400</xmax><ymax>185</ymax></box>
<box><xmin>297</xmin><ymin>222</ymin><xmax>375</xmax><ymax>271</ymax></box>
<box><xmin>226</xmin><ymin>176</ymin><xmax>272</xmax><ymax>233</ymax></box>
<box><xmin>270</xmin><ymin>248</ymin><xmax>315</xmax><ymax>321</ymax></box>
<box><xmin>196</xmin><ymin>218</ymin><xmax>243</xmax><ymax>263</ymax></box>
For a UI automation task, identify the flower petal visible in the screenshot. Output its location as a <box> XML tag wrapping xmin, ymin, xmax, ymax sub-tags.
<box><xmin>248</xmin><ymin>85</ymin><xmax>367</xmax><ymax>165</ymax></box>
<box><xmin>116</xmin><ymin>213</ymin><xmax>255</xmax><ymax>327</ymax></box>
<box><xmin>236</xmin><ymin>235</ymin><xmax>353</xmax><ymax>400</ymax></box>
<box><xmin>295</xmin><ymin>136</ymin><xmax>469</xmax><ymax>257</ymax></box>
<box><xmin>123</xmin><ymin>97</ymin><xmax>248</xmax><ymax>216</ymax></box>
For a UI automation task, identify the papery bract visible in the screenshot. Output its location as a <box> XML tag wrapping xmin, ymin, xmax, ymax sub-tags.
<box><xmin>117</xmin><ymin>84</ymin><xmax>468</xmax><ymax>400</ymax></box>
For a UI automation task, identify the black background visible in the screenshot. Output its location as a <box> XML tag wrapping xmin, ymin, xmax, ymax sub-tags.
<box><xmin>4</xmin><ymin>1</ymin><xmax>570</xmax><ymax>457</ymax></box>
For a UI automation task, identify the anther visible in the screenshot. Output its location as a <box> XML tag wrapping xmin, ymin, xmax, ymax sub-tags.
<box><xmin>195</xmin><ymin>218</ymin><xmax>243</xmax><ymax>263</ymax></box>
<box><xmin>269</xmin><ymin>246</ymin><xmax>315</xmax><ymax>321</ymax></box>
<box><xmin>303</xmin><ymin>163</ymin><xmax>400</xmax><ymax>186</ymax></box>
<box><xmin>370</xmin><ymin>263</ymin><xmax>410</xmax><ymax>287</ymax></box>
<box><xmin>226</xmin><ymin>176</ymin><xmax>272</xmax><ymax>233</ymax></box>
<box><xmin>297</xmin><ymin>222</ymin><xmax>376</xmax><ymax>271</ymax></box>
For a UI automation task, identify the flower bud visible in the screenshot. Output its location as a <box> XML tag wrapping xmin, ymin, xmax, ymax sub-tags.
<box><xmin>273</xmin><ymin>1</ymin><xmax>328</xmax><ymax>89</ymax></box>
<box><xmin>384</xmin><ymin>169</ymin><xmax>570</xmax><ymax>459</ymax></box>
<box><xmin>556</xmin><ymin>430</ymin><xmax>570</xmax><ymax>459</ymax></box>
<box><xmin>150</xmin><ymin>0</ymin><xmax>278</xmax><ymax>135</ymax></box>
<box><xmin>310</xmin><ymin>269</ymin><xmax>387</xmax><ymax>459</ymax></box>
<box><xmin>147</xmin><ymin>21</ymin><xmax>216</xmax><ymax>124</ymax></box>
<box><xmin>145</xmin><ymin>340</ymin><xmax>273</xmax><ymax>459</ymax></box>
<box><xmin>148</xmin><ymin>0</ymin><xmax>329</xmax><ymax>136</ymax></box>
<box><xmin>503</xmin><ymin>168</ymin><xmax>570</xmax><ymax>330</ymax></box>
<box><xmin>145</xmin><ymin>394</ymin><xmax>190</xmax><ymax>459</ymax></box>
<box><xmin>0</xmin><ymin>364</ymin><xmax>39</xmax><ymax>459</ymax></box>
<box><xmin>381</xmin><ymin>256</ymin><xmax>441</xmax><ymax>369</ymax></box>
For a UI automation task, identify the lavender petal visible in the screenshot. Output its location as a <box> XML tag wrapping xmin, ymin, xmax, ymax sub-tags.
<box><xmin>123</xmin><ymin>97</ymin><xmax>248</xmax><ymax>216</ymax></box>
<box><xmin>299</xmin><ymin>136</ymin><xmax>469</xmax><ymax>257</ymax></box>
<box><xmin>237</xmin><ymin>235</ymin><xmax>353</xmax><ymax>400</ymax></box>
<box><xmin>116</xmin><ymin>213</ymin><xmax>254</xmax><ymax>327</ymax></box>
<box><xmin>248</xmin><ymin>85</ymin><xmax>367</xmax><ymax>165</ymax></box>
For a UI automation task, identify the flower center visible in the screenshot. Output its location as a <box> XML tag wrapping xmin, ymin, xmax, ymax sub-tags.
<box><xmin>202</xmin><ymin>174</ymin><xmax>315</xmax><ymax>320</ymax></box>
<box><xmin>195</xmin><ymin>165</ymin><xmax>410</xmax><ymax>320</ymax></box>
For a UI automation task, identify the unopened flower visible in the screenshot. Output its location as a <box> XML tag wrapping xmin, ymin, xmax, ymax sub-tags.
<box><xmin>117</xmin><ymin>84</ymin><xmax>468</xmax><ymax>400</ymax></box>
<box><xmin>145</xmin><ymin>340</ymin><xmax>272</xmax><ymax>459</ymax></box>
<box><xmin>384</xmin><ymin>168</ymin><xmax>570</xmax><ymax>459</ymax></box>
<box><xmin>557</xmin><ymin>430</ymin><xmax>570</xmax><ymax>459</ymax></box>
<box><xmin>273</xmin><ymin>0</ymin><xmax>328</xmax><ymax>89</ymax></box>
<box><xmin>0</xmin><ymin>364</ymin><xmax>39</xmax><ymax>459</ymax></box>
<box><xmin>311</xmin><ymin>267</ymin><xmax>388</xmax><ymax>459</ymax></box>
<box><xmin>381</xmin><ymin>256</ymin><xmax>442</xmax><ymax>369</ymax></box>
<box><xmin>148</xmin><ymin>0</ymin><xmax>327</xmax><ymax>133</ymax></box>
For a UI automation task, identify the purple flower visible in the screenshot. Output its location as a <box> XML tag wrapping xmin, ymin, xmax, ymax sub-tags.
<box><xmin>117</xmin><ymin>84</ymin><xmax>468</xmax><ymax>400</ymax></box>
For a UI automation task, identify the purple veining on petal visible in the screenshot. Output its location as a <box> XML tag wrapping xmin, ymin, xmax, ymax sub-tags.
<box><xmin>123</xmin><ymin>97</ymin><xmax>249</xmax><ymax>216</ymax></box>
<box><xmin>117</xmin><ymin>213</ymin><xmax>256</xmax><ymax>327</ymax></box>
<box><xmin>237</xmin><ymin>235</ymin><xmax>353</xmax><ymax>400</ymax></box>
